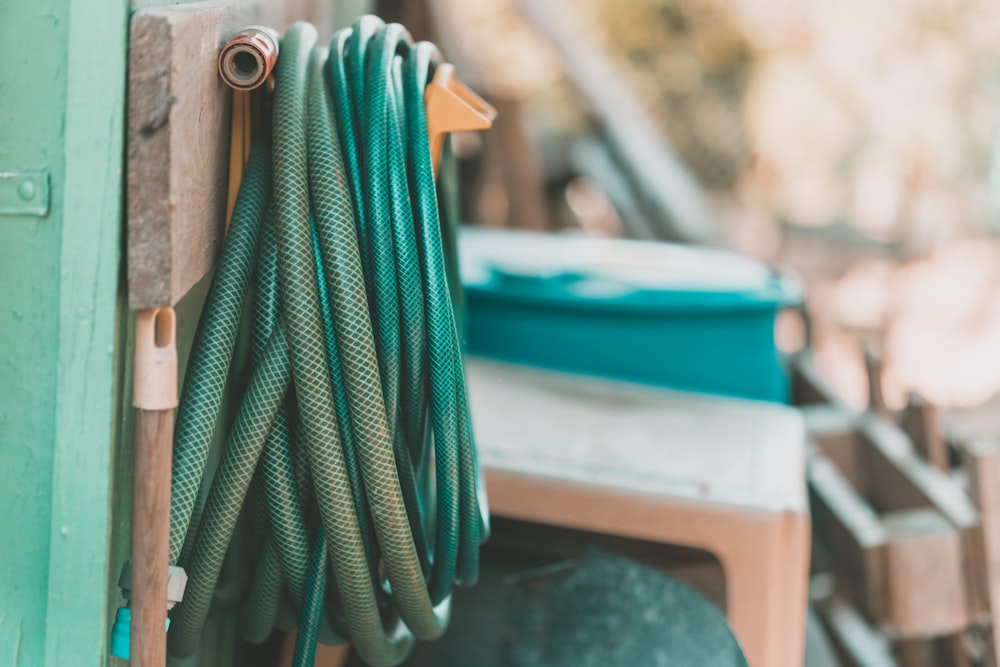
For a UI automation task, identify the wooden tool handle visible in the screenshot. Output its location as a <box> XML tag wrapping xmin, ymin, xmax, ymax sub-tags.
<box><xmin>131</xmin><ymin>409</ymin><xmax>174</xmax><ymax>667</ymax></box>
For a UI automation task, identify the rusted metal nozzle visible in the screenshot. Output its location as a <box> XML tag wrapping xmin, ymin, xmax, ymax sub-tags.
<box><xmin>218</xmin><ymin>26</ymin><xmax>279</xmax><ymax>91</ymax></box>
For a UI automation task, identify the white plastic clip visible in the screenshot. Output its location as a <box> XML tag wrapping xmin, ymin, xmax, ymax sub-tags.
<box><xmin>133</xmin><ymin>307</ymin><xmax>178</xmax><ymax>410</ymax></box>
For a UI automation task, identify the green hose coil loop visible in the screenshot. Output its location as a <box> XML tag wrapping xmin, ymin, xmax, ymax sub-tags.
<box><xmin>164</xmin><ymin>18</ymin><xmax>486</xmax><ymax>667</ymax></box>
<box><xmin>169</xmin><ymin>137</ymin><xmax>272</xmax><ymax>568</ymax></box>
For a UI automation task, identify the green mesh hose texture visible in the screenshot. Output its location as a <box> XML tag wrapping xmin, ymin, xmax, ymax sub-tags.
<box><xmin>169</xmin><ymin>140</ymin><xmax>272</xmax><ymax>567</ymax></box>
<box><xmin>163</xmin><ymin>18</ymin><xmax>486</xmax><ymax>667</ymax></box>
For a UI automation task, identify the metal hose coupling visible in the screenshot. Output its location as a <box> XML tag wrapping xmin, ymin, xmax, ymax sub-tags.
<box><xmin>218</xmin><ymin>26</ymin><xmax>279</xmax><ymax>91</ymax></box>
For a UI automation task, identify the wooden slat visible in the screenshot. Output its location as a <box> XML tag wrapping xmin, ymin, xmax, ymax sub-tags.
<box><xmin>858</xmin><ymin>414</ymin><xmax>988</xmax><ymax>621</ymax></box>
<box><xmin>800</xmin><ymin>353</ymin><xmax>985</xmax><ymax>660</ymax></box>
<box><xmin>804</xmin><ymin>354</ymin><xmax>984</xmax><ymax>639</ymax></box>
<box><xmin>793</xmin><ymin>352</ymin><xmax>852</xmax><ymax>410</ymax></box>
<box><xmin>901</xmin><ymin>392</ymin><xmax>948</xmax><ymax>473</ymax></box>
<box><xmin>127</xmin><ymin>0</ymin><xmax>302</xmax><ymax>308</ymax></box>
<box><xmin>814</xmin><ymin>592</ymin><xmax>897</xmax><ymax>667</ymax></box>
<box><xmin>963</xmin><ymin>439</ymin><xmax>1000</xmax><ymax>660</ymax></box>
<box><xmin>881</xmin><ymin>508</ymin><xmax>969</xmax><ymax>638</ymax></box>
<box><xmin>809</xmin><ymin>453</ymin><xmax>889</xmax><ymax>620</ymax></box>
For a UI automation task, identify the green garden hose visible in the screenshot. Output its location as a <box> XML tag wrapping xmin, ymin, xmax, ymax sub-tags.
<box><xmin>164</xmin><ymin>18</ymin><xmax>487</xmax><ymax>667</ymax></box>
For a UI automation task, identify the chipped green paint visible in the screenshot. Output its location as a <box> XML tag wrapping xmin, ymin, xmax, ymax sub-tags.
<box><xmin>0</xmin><ymin>0</ymin><xmax>127</xmax><ymax>665</ymax></box>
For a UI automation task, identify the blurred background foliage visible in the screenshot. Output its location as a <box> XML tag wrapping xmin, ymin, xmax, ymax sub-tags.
<box><xmin>426</xmin><ymin>0</ymin><xmax>1000</xmax><ymax>428</ymax></box>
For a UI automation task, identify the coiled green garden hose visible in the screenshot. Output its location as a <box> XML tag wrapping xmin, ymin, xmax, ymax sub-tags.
<box><xmin>164</xmin><ymin>18</ymin><xmax>487</xmax><ymax>667</ymax></box>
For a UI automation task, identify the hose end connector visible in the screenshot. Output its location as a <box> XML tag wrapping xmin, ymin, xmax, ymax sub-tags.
<box><xmin>109</xmin><ymin>607</ymin><xmax>173</xmax><ymax>661</ymax></box>
<box><xmin>109</xmin><ymin>606</ymin><xmax>133</xmax><ymax>660</ymax></box>
<box><xmin>218</xmin><ymin>26</ymin><xmax>280</xmax><ymax>91</ymax></box>
<box><xmin>117</xmin><ymin>559</ymin><xmax>189</xmax><ymax>609</ymax></box>
<box><xmin>108</xmin><ymin>561</ymin><xmax>187</xmax><ymax>661</ymax></box>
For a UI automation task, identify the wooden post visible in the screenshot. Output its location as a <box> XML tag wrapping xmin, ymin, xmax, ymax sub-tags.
<box><xmin>130</xmin><ymin>307</ymin><xmax>179</xmax><ymax>666</ymax></box>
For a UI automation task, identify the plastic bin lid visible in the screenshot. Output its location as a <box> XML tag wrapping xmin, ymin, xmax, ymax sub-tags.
<box><xmin>459</xmin><ymin>229</ymin><xmax>802</xmax><ymax>313</ymax></box>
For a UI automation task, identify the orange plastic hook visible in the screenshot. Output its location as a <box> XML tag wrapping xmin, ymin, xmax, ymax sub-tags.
<box><xmin>425</xmin><ymin>63</ymin><xmax>497</xmax><ymax>173</ymax></box>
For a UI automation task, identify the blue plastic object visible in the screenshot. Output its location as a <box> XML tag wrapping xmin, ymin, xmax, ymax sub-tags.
<box><xmin>109</xmin><ymin>606</ymin><xmax>170</xmax><ymax>661</ymax></box>
<box><xmin>459</xmin><ymin>230</ymin><xmax>803</xmax><ymax>403</ymax></box>
<box><xmin>110</xmin><ymin>606</ymin><xmax>131</xmax><ymax>660</ymax></box>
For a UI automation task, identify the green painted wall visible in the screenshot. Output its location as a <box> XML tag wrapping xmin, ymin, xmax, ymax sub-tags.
<box><xmin>0</xmin><ymin>1</ymin><xmax>128</xmax><ymax>666</ymax></box>
<box><xmin>0</xmin><ymin>2</ymin><xmax>374</xmax><ymax>665</ymax></box>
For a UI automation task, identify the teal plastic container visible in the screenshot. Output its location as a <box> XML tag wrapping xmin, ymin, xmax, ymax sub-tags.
<box><xmin>460</xmin><ymin>230</ymin><xmax>803</xmax><ymax>403</ymax></box>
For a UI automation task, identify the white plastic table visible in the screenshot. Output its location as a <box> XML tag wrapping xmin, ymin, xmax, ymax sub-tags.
<box><xmin>466</xmin><ymin>357</ymin><xmax>810</xmax><ymax>667</ymax></box>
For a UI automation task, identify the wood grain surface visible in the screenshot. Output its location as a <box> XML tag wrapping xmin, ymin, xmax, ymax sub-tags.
<box><xmin>127</xmin><ymin>0</ymin><xmax>292</xmax><ymax>308</ymax></box>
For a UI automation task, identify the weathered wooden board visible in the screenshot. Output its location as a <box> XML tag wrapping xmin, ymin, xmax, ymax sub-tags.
<box><xmin>881</xmin><ymin>508</ymin><xmax>969</xmax><ymax>637</ymax></box>
<box><xmin>127</xmin><ymin>0</ymin><xmax>298</xmax><ymax>308</ymax></box>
